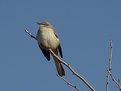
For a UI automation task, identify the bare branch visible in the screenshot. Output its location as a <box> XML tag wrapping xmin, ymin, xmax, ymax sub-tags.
<box><xmin>106</xmin><ymin>40</ymin><xmax>112</xmax><ymax>91</ymax></box>
<box><xmin>25</xmin><ymin>29</ymin><xmax>36</xmax><ymax>40</ymax></box>
<box><xmin>49</xmin><ymin>49</ymin><xmax>96</xmax><ymax>91</ymax></box>
<box><xmin>57</xmin><ymin>75</ymin><xmax>81</xmax><ymax>91</ymax></box>
<box><xmin>105</xmin><ymin>40</ymin><xmax>121</xmax><ymax>91</ymax></box>
<box><xmin>110</xmin><ymin>74</ymin><xmax>121</xmax><ymax>91</ymax></box>
<box><xmin>25</xmin><ymin>29</ymin><xmax>95</xmax><ymax>91</ymax></box>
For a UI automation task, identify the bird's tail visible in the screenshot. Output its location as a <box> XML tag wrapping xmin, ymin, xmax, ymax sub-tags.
<box><xmin>52</xmin><ymin>49</ymin><xmax>65</xmax><ymax>76</ymax></box>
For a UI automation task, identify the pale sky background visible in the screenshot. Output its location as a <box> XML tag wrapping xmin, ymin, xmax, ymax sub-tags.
<box><xmin>0</xmin><ymin>0</ymin><xmax>121</xmax><ymax>91</ymax></box>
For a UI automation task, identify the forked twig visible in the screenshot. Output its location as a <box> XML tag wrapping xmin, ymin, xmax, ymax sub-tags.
<box><xmin>110</xmin><ymin>74</ymin><xmax>121</xmax><ymax>91</ymax></box>
<box><xmin>105</xmin><ymin>40</ymin><xmax>121</xmax><ymax>91</ymax></box>
<box><xmin>57</xmin><ymin>75</ymin><xmax>81</xmax><ymax>91</ymax></box>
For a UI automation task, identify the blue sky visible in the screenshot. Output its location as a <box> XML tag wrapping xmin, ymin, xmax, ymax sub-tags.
<box><xmin>0</xmin><ymin>0</ymin><xmax>121</xmax><ymax>91</ymax></box>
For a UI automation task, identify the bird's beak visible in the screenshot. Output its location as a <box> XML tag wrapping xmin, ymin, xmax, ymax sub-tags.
<box><xmin>36</xmin><ymin>22</ymin><xmax>41</xmax><ymax>25</ymax></box>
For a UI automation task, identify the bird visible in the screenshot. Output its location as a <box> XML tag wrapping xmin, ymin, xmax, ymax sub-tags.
<box><xmin>36</xmin><ymin>21</ymin><xmax>65</xmax><ymax>76</ymax></box>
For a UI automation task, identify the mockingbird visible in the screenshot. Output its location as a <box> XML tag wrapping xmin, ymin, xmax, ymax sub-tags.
<box><xmin>36</xmin><ymin>21</ymin><xmax>65</xmax><ymax>76</ymax></box>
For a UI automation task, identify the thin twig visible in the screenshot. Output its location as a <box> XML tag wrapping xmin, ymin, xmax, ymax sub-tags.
<box><xmin>110</xmin><ymin>74</ymin><xmax>121</xmax><ymax>91</ymax></box>
<box><xmin>105</xmin><ymin>40</ymin><xmax>121</xmax><ymax>91</ymax></box>
<box><xmin>106</xmin><ymin>40</ymin><xmax>112</xmax><ymax>91</ymax></box>
<box><xmin>49</xmin><ymin>49</ymin><xmax>96</xmax><ymax>91</ymax></box>
<box><xmin>25</xmin><ymin>29</ymin><xmax>36</xmax><ymax>40</ymax></box>
<box><xmin>57</xmin><ymin>75</ymin><xmax>81</xmax><ymax>91</ymax></box>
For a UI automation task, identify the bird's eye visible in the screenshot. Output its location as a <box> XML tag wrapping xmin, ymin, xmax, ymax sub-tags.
<box><xmin>43</xmin><ymin>23</ymin><xmax>49</xmax><ymax>26</ymax></box>
<box><xmin>43</xmin><ymin>23</ymin><xmax>47</xmax><ymax>25</ymax></box>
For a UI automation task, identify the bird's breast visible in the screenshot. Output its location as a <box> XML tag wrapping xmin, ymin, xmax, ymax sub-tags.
<box><xmin>37</xmin><ymin>28</ymin><xmax>60</xmax><ymax>49</ymax></box>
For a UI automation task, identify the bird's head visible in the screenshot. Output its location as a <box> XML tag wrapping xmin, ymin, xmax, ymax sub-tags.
<box><xmin>37</xmin><ymin>21</ymin><xmax>52</xmax><ymax>27</ymax></box>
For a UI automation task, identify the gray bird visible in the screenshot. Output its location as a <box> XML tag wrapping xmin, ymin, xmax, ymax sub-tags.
<box><xmin>36</xmin><ymin>21</ymin><xmax>65</xmax><ymax>76</ymax></box>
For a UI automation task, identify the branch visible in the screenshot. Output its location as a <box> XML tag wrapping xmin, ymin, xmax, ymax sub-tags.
<box><xmin>105</xmin><ymin>40</ymin><xmax>121</xmax><ymax>91</ymax></box>
<box><xmin>110</xmin><ymin>74</ymin><xmax>121</xmax><ymax>91</ymax></box>
<box><xmin>49</xmin><ymin>49</ymin><xmax>96</xmax><ymax>91</ymax></box>
<box><xmin>25</xmin><ymin>29</ymin><xmax>36</xmax><ymax>40</ymax></box>
<box><xmin>25</xmin><ymin>29</ymin><xmax>95</xmax><ymax>91</ymax></box>
<box><xmin>106</xmin><ymin>40</ymin><xmax>112</xmax><ymax>91</ymax></box>
<box><xmin>57</xmin><ymin>75</ymin><xmax>81</xmax><ymax>91</ymax></box>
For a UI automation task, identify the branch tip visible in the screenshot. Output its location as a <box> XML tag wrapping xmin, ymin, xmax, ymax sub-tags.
<box><xmin>24</xmin><ymin>29</ymin><xmax>36</xmax><ymax>40</ymax></box>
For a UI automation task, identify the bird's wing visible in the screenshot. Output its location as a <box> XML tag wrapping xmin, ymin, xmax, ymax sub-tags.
<box><xmin>53</xmin><ymin>29</ymin><xmax>59</xmax><ymax>38</ymax></box>
<box><xmin>53</xmin><ymin>30</ymin><xmax>63</xmax><ymax>58</ymax></box>
<box><xmin>58</xmin><ymin>45</ymin><xmax>63</xmax><ymax>58</ymax></box>
<box><xmin>38</xmin><ymin>44</ymin><xmax>50</xmax><ymax>61</ymax></box>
